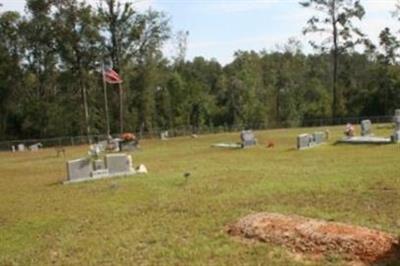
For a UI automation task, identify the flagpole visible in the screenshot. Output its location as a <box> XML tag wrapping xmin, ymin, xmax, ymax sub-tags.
<box><xmin>102</xmin><ymin>64</ymin><xmax>111</xmax><ymax>137</ymax></box>
<box><xmin>119</xmin><ymin>82</ymin><xmax>124</xmax><ymax>134</ymax></box>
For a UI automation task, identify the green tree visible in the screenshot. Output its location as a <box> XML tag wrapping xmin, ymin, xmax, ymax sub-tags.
<box><xmin>300</xmin><ymin>0</ymin><xmax>365</xmax><ymax>117</ymax></box>
<box><xmin>54</xmin><ymin>0</ymin><xmax>102</xmax><ymax>138</ymax></box>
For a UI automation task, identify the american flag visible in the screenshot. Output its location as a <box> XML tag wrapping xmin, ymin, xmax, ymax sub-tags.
<box><xmin>103</xmin><ymin>68</ymin><xmax>123</xmax><ymax>84</ymax></box>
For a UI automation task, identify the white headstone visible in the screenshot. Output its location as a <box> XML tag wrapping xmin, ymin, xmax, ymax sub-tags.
<box><xmin>17</xmin><ymin>144</ymin><xmax>25</xmax><ymax>152</ymax></box>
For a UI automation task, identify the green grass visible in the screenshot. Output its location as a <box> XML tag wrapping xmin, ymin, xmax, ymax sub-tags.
<box><xmin>1</xmin><ymin>125</ymin><xmax>400</xmax><ymax>265</ymax></box>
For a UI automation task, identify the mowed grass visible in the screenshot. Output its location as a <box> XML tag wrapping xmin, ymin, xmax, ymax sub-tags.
<box><xmin>1</xmin><ymin>125</ymin><xmax>400</xmax><ymax>265</ymax></box>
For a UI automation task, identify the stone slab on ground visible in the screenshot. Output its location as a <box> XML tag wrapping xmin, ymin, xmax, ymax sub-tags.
<box><xmin>211</xmin><ymin>143</ymin><xmax>243</xmax><ymax>149</ymax></box>
<box><xmin>227</xmin><ymin>212</ymin><xmax>400</xmax><ymax>265</ymax></box>
<box><xmin>338</xmin><ymin>136</ymin><xmax>392</xmax><ymax>144</ymax></box>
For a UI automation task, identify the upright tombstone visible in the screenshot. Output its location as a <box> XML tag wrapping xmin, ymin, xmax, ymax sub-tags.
<box><xmin>360</xmin><ymin>120</ymin><xmax>372</xmax><ymax>136</ymax></box>
<box><xmin>105</xmin><ymin>154</ymin><xmax>133</xmax><ymax>174</ymax></box>
<box><xmin>392</xmin><ymin>109</ymin><xmax>400</xmax><ymax>143</ymax></box>
<box><xmin>17</xmin><ymin>144</ymin><xmax>25</xmax><ymax>152</ymax></box>
<box><xmin>313</xmin><ymin>132</ymin><xmax>326</xmax><ymax>145</ymax></box>
<box><xmin>66</xmin><ymin>158</ymin><xmax>93</xmax><ymax>181</ymax></box>
<box><xmin>297</xmin><ymin>134</ymin><xmax>314</xmax><ymax>150</ymax></box>
<box><xmin>29</xmin><ymin>143</ymin><xmax>42</xmax><ymax>152</ymax></box>
<box><xmin>11</xmin><ymin>146</ymin><xmax>16</xmax><ymax>152</ymax></box>
<box><xmin>160</xmin><ymin>131</ymin><xmax>169</xmax><ymax>140</ymax></box>
<box><xmin>240</xmin><ymin>130</ymin><xmax>257</xmax><ymax>148</ymax></box>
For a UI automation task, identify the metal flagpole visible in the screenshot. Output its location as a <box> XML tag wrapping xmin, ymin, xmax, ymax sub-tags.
<box><xmin>119</xmin><ymin>82</ymin><xmax>124</xmax><ymax>134</ymax></box>
<box><xmin>102</xmin><ymin>64</ymin><xmax>111</xmax><ymax>137</ymax></box>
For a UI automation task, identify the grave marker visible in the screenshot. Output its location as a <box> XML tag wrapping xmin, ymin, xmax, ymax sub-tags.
<box><xmin>66</xmin><ymin>158</ymin><xmax>93</xmax><ymax>181</ymax></box>
<box><xmin>105</xmin><ymin>154</ymin><xmax>133</xmax><ymax>174</ymax></box>
<box><xmin>17</xmin><ymin>144</ymin><xmax>25</xmax><ymax>152</ymax></box>
<box><xmin>240</xmin><ymin>130</ymin><xmax>257</xmax><ymax>148</ymax></box>
<box><xmin>361</xmin><ymin>120</ymin><xmax>372</xmax><ymax>136</ymax></box>
<box><xmin>392</xmin><ymin>110</ymin><xmax>400</xmax><ymax>143</ymax></box>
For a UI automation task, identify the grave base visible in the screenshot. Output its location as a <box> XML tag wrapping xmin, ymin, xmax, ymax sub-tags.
<box><xmin>338</xmin><ymin>136</ymin><xmax>392</xmax><ymax>144</ymax></box>
<box><xmin>211</xmin><ymin>143</ymin><xmax>243</xmax><ymax>149</ymax></box>
<box><xmin>63</xmin><ymin>170</ymin><xmax>136</xmax><ymax>184</ymax></box>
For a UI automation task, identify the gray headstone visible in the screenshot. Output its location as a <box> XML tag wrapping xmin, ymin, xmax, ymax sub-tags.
<box><xmin>361</xmin><ymin>120</ymin><xmax>372</xmax><ymax>136</ymax></box>
<box><xmin>240</xmin><ymin>130</ymin><xmax>257</xmax><ymax>148</ymax></box>
<box><xmin>297</xmin><ymin>134</ymin><xmax>314</xmax><ymax>150</ymax></box>
<box><xmin>66</xmin><ymin>158</ymin><xmax>93</xmax><ymax>181</ymax></box>
<box><xmin>313</xmin><ymin>132</ymin><xmax>326</xmax><ymax>144</ymax></box>
<box><xmin>393</xmin><ymin>110</ymin><xmax>400</xmax><ymax>142</ymax></box>
<box><xmin>105</xmin><ymin>154</ymin><xmax>132</xmax><ymax>174</ymax></box>
<box><xmin>11</xmin><ymin>146</ymin><xmax>15</xmax><ymax>152</ymax></box>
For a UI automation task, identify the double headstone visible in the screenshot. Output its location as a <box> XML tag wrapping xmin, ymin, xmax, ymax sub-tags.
<box><xmin>361</xmin><ymin>120</ymin><xmax>372</xmax><ymax>136</ymax></box>
<box><xmin>66</xmin><ymin>154</ymin><xmax>135</xmax><ymax>183</ymax></box>
<box><xmin>297</xmin><ymin>132</ymin><xmax>326</xmax><ymax>150</ymax></box>
<box><xmin>297</xmin><ymin>134</ymin><xmax>314</xmax><ymax>150</ymax></box>
<box><xmin>240</xmin><ymin>130</ymin><xmax>257</xmax><ymax>148</ymax></box>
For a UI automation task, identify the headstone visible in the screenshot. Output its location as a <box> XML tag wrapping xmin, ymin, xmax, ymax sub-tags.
<box><xmin>105</xmin><ymin>154</ymin><xmax>132</xmax><ymax>174</ymax></box>
<box><xmin>66</xmin><ymin>158</ymin><xmax>93</xmax><ymax>181</ymax></box>
<box><xmin>17</xmin><ymin>144</ymin><xmax>25</xmax><ymax>152</ymax></box>
<box><xmin>313</xmin><ymin>132</ymin><xmax>325</xmax><ymax>144</ymax></box>
<box><xmin>361</xmin><ymin>120</ymin><xmax>372</xmax><ymax>136</ymax></box>
<box><xmin>29</xmin><ymin>143</ymin><xmax>42</xmax><ymax>152</ymax></box>
<box><xmin>11</xmin><ymin>146</ymin><xmax>16</xmax><ymax>152</ymax></box>
<box><xmin>297</xmin><ymin>134</ymin><xmax>314</xmax><ymax>150</ymax></box>
<box><xmin>160</xmin><ymin>131</ymin><xmax>169</xmax><ymax>140</ymax></box>
<box><xmin>392</xmin><ymin>110</ymin><xmax>400</xmax><ymax>143</ymax></box>
<box><xmin>240</xmin><ymin>130</ymin><xmax>257</xmax><ymax>148</ymax></box>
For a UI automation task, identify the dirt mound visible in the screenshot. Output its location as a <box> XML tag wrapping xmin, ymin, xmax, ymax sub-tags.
<box><xmin>227</xmin><ymin>213</ymin><xmax>400</xmax><ymax>264</ymax></box>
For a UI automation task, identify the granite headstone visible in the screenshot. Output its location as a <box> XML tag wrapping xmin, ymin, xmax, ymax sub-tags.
<box><xmin>240</xmin><ymin>130</ymin><xmax>257</xmax><ymax>148</ymax></box>
<box><xmin>66</xmin><ymin>158</ymin><xmax>93</xmax><ymax>181</ymax></box>
<box><xmin>361</xmin><ymin>120</ymin><xmax>372</xmax><ymax>136</ymax></box>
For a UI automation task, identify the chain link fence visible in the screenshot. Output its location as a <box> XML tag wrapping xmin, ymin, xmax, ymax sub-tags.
<box><xmin>0</xmin><ymin>115</ymin><xmax>394</xmax><ymax>151</ymax></box>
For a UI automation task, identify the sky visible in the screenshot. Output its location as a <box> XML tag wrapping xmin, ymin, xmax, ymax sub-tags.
<box><xmin>1</xmin><ymin>0</ymin><xmax>399</xmax><ymax>64</ymax></box>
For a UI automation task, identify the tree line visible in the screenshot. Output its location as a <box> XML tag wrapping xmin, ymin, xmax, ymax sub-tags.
<box><xmin>1</xmin><ymin>0</ymin><xmax>400</xmax><ymax>140</ymax></box>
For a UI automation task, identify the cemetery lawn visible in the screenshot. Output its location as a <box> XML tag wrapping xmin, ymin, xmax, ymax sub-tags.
<box><xmin>1</xmin><ymin>125</ymin><xmax>400</xmax><ymax>266</ymax></box>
